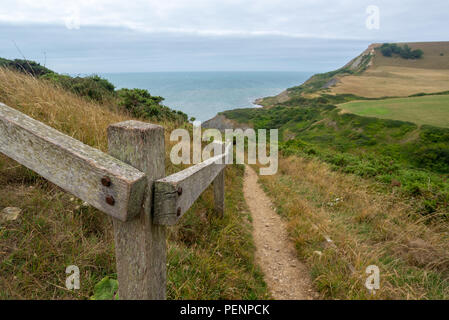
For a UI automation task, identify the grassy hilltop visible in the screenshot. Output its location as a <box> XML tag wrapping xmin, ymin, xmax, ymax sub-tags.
<box><xmin>220</xmin><ymin>42</ymin><xmax>449</xmax><ymax>299</ymax></box>
<box><xmin>259</xmin><ymin>41</ymin><xmax>449</xmax><ymax>105</ymax></box>
<box><xmin>331</xmin><ymin>42</ymin><xmax>449</xmax><ymax>98</ymax></box>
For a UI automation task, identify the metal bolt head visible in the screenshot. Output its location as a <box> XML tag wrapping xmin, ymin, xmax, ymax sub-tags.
<box><xmin>177</xmin><ymin>207</ymin><xmax>181</xmax><ymax>217</ymax></box>
<box><xmin>106</xmin><ymin>196</ymin><xmax>115</xmax><ymax>206</ymax></box>
<box><xmin>101</xmin><ymin>176</ymin><xmax>112</xmax><ymax>187</ymax></box>
<box><xmin>177</xmin><ymin>187</ymin><xmax>183</xmax><ymax>196</ymax></box>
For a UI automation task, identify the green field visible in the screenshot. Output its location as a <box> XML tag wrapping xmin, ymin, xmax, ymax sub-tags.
<box><xmin>339</xmin><ymin>94</ymin><xmax>449</xmax><ymax>128</ymax></box>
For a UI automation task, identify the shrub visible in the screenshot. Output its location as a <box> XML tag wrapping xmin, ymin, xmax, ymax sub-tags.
<box><xmin>381</xmin><ymin>46</ymin><xmax>393</xmax><ymax>57</ymax></box>
<box><xmin>0</xmin><ymin>58</ymin><xmax>54</xmax><ymax>77</ymax></box>
<box><xmin>405</xmin><ymin>182</ymin><xmax>423</xmax><ymax>196</ymax></box>
<box><xmin>410</xmin><ymin>49</ymin><xmax>424</xmax><ymax>59</ymax></box>
<box><xmin>117</xmin><ymin>88</ymin><xmax>187</xmax><ymax>123</ymax></box>
<box><xmin>411</xmin><ymin>144</ymin><xmax>449</xmax><ymax>173</ymax></box>
<box><xmin>1</xmin><ymin>56</ymin><xmax>189</xmax><ymax>126</ymax></box>
<box><xmin>43</xmin><ymin>73</ymin><xmax>116</xmax><ymax>103</ymax></box>
<box><xmin>420</xmin><ymin>125</ymin><xmax>449</xmax><ymax>143</ymax></box>
<box><xmin>379</xmin><ymin>43</ymin><xmax>423</xmax><ymax>59</ymax></box>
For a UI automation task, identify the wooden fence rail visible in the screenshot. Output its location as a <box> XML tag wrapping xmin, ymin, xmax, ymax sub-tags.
<box><xmin>0</xmin><ymin>103</ymin><xmax>229</xmax><ymax>300</ymax></box>
<box><xmin>154</xmin><ymin>142</ymin><xmax>231</xmax><ymax>225</ymax></box>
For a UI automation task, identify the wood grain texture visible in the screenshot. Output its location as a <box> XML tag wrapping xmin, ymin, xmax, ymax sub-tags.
<box><xmin>0</xmin><ymin>103</ymin><xmax>146</xmax><ymax>221</ymax></box>
<box><xmin>213</xmin><ymin>141</ymin><xmax>225</xmax><ymax>217</ymax></box>
<box><xmin>108</xmin><ymin>120</ymin><xmax>166</xmax><ymax>300</ymax></box>
<box><xmin>154</xmin><ymin>142</ymin><xmax>231</xmax><ymax>225</ymax></box>
<box><xmin>213</xmin><ymin>169</ymin><xmax>225</xmax><ymax>218</ymax></box>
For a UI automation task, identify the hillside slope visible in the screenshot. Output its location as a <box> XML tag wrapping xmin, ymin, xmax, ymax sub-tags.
<box><xmin>0</xmin><ymin>68</ymin><xmax>269</xmax><ymax>299</ymax></box>
<box><xmin>259</xmin><ymin>41</ymin><xmax>449</xmax><ymax>105</ymax></box>
<box><xmin>211</xmin><ymin>41</ymin><xmax>449</xmax><ymax>300</ymax></box>
<box><xmin>332</xmin><ymin>42</ymin><xmax>449</xmax><ymax>97</ymax></box>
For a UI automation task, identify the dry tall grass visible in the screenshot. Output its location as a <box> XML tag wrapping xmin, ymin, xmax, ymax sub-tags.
<box><xmin>0</xmin><ymin>68</ymin><xmax>130</xmax><ymax>151</ymax></box>
<box><xmin>332</xmin><ymin>66</ymin><xmax>449</xmax><ymax>98</ymax></box>
<box><xmin>0</xmin><ymin>67</ymin><xmax>184</xmax><ymax>151</ymax></box>
<box><xmin>329</xmin><ymin>42</ymin><xmax>449</xmax><ymax>98</ymax></box>
<box><xmin>257</xmin><ymin>156</ymin><xmax>449</xmax><ymax>299</ymax></box>
<box><xmin>372</xmin><ymin>42</ymin><xmax>449</xmax><ymax>70</ymax></box>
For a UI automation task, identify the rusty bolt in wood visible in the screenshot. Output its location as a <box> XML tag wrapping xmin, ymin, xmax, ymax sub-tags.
<box><xmin>177</xmin><ymin>207</ymin><xmax>181</xmax><ymax>217</ymax></box>
<box><xmin>177</xmin><ymin>187</ymin><xmax>183</xmax><ymax>196</ymax></box>
<box><xmin>106</xmin><ymin>195</ymin><xmax>115</xmax><ymax>206</ymax></box>
<box><xmin>101</xmin><ymin>176</ymin><xmax>112</xmax><ymax>187</ymax></box>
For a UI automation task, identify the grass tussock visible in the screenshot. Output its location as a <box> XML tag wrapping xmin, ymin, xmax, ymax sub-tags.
<box><xmin>256</xmin><ymin>156</ymin><xmax>449</xmax><ymax>299</ymax></box>
<box><xmin>0</xmin><ymin>68</ymin><xmax>268</xmax><ymax>299</ymax></box>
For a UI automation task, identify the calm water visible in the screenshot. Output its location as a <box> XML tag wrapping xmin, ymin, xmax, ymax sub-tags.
<box><xmin>101</xmin><ymin>72</ymin><xmax>312</xmax><ymax>121</ymax></box>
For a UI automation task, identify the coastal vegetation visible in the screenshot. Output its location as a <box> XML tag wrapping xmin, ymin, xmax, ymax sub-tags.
<box><xmin>0</xmin><ymin>57</ymin><xmax>188</xmax><ymax>123</ymax></box>
<box><xmin>2</xmin><ymin>40</ymin><xmax>449</xmax><ymax>300</ymax></box>
<box><xmin>224</xmin><ymin>97</ymin><xmax>449</xmax><ymax>298</ymax></box>
<box><xmin>256</xmin><ymin>154</ymin><xmax>449</xmax><ymax>299</ymax></box>
<box><xmin>261</xmin><ymin>42</ymin><xmax>449</xmax><ymax>99</ymax></box>
<box><xmin>0</xmin><ymin>58</ymin><xmax>53</xmax><ymax>77</ymax></box>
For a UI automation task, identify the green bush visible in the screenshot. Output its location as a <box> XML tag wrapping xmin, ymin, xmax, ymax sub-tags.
<box><xmin>43</xmin><ymin>73</ymin><xmax>116</xmax><ymax>103</ymax></box>
<box><xmin>2</xmin><ymin>56</ymin><xmax>190</xmax><ymax>122</ymax></box>
<box><xmin>411</xmin><ymin>144</ymin><xmax>449</xmax><ymax>173</ymax></box>
<box><xmin>381</xmin><ymin>46</ymin><xmax>393</xmax><ymax>57</ymax></box>
<box><xmin>420</xmin><ymin>125</ymin><xmax>449</xmax><ymax>143</ymax></box>
<box><xmin>379</xmin><ymin>43</ymin><xmax>423</xmax><ymax>59</ymax></box>
<box><xmin>0</xmin><ymin>58</ymin><xmax>54</xmax><ymax>77</ymax></box>
<box><xmin>117</xmin><ymin>88</ymin><xmax>187</xmax><ymax>123</ymax></box>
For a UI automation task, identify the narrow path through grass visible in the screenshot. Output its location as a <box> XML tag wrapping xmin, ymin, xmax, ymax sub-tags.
<box><xmin>244</xmin><ymin>165</ymin><xmax>317</xmax><ymax>300</ymax></box>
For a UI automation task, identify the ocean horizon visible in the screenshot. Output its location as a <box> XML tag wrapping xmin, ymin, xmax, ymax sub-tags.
<box><xmin>101</xmin><ymin>71</ymin><xmax>313</xmax><ymax>122</ymax></box>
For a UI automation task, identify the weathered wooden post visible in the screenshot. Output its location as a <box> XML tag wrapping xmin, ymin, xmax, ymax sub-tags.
<box><xmin>108</xmin><ymin>120</ymin><xmax>166</xmax><ymax>300</ymax></box>
<box><xmin>1</xmin><ymin>102</ymin><xmax>232</xmax><ymax>299</ymax></box>
<box><xmin>213</xmin><ymin>142</ymin><xmax>225</xmax><ymax>217</ymax></box>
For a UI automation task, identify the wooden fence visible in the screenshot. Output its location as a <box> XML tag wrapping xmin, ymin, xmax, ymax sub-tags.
<box><xmin>0</xmin><ymin>102</ymin><xmax>230</xmax><ymax>300</ymax></box>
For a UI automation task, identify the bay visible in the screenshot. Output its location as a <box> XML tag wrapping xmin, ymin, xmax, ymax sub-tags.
<box><xmin>101</xmin><ymin>71</ymin><xmax>312</xmax><ymax>121</ymax></box>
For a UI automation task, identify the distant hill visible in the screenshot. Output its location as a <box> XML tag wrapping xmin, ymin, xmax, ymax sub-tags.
<box><xmin>332</xmin><ymin>41</ymin><xmax>449</xmax><ymax>98</ymax></box>
<box><xmin>371</xmin><ymin>42</ymin><xmax>449</xmax><ymax>69</ymax></box>
<box><xmin>259</xmin><ymin>41</ymin><xmax>449</xmax><ymax>104</ymax></box>
<box><xmin>218</xmin><ymin>41</ymin><xmax>449</xmax><ymax>175</ymax></box>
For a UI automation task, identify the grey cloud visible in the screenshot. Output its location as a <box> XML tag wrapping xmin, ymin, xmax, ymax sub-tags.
<box><xmin>0</xmin><ymin>0</ymin><xmax>447</xmax><ymax>73</ymax></box>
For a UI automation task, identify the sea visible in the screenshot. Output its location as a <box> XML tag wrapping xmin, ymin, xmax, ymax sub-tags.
<box><xmin>101</xmin><ymin>71</ymin><xmax>313</xmax><ymax>122</ymax></box>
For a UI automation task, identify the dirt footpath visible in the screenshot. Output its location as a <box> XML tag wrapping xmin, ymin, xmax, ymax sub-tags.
<box><xmin>243</xmin><ymin>165</ymin><xmax>318</xmax><ymax>300</ymax></box>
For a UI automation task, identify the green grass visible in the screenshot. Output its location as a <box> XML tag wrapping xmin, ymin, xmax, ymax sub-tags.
<box><xmin>0</xmin><ymin>155</ymin><xmax>270</xmax><ymax>299</ymax></box>
<box><xmin>222</xmin><ymin>101</ymin><xmax>449</xmax><ymax>214</ymax></box>
<box><xmin>256</xmin><ymin>156</ymin><xmax>449</xmax><ymax>299</ymax></box>
<box><xmin>166</xmin><ymin>165</ymin><xmax>270</xmax><ymax>299</ymax></box>
<box><xmin>340</xmin><ymin>95</ymin><xmax>449</xmax><ymax>128</ymax></box>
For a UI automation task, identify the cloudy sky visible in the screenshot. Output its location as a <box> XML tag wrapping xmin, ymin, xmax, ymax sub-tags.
<box><xmin>0</xmin><ymin>0</ymin><xmax>448</xmax><ymax>73</ymax></box>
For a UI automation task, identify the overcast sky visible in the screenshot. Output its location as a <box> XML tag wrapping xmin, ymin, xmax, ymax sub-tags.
<box><xmin>0</xmin><ymin>0</ymin><xmax>448</xmax><ymax>73</ymax></box>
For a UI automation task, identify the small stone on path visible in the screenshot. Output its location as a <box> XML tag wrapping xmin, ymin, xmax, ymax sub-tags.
<box><xmin>1</xmin><ymin>207</ymin><xmax>22</xmax><ymax>221</ymax></box>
